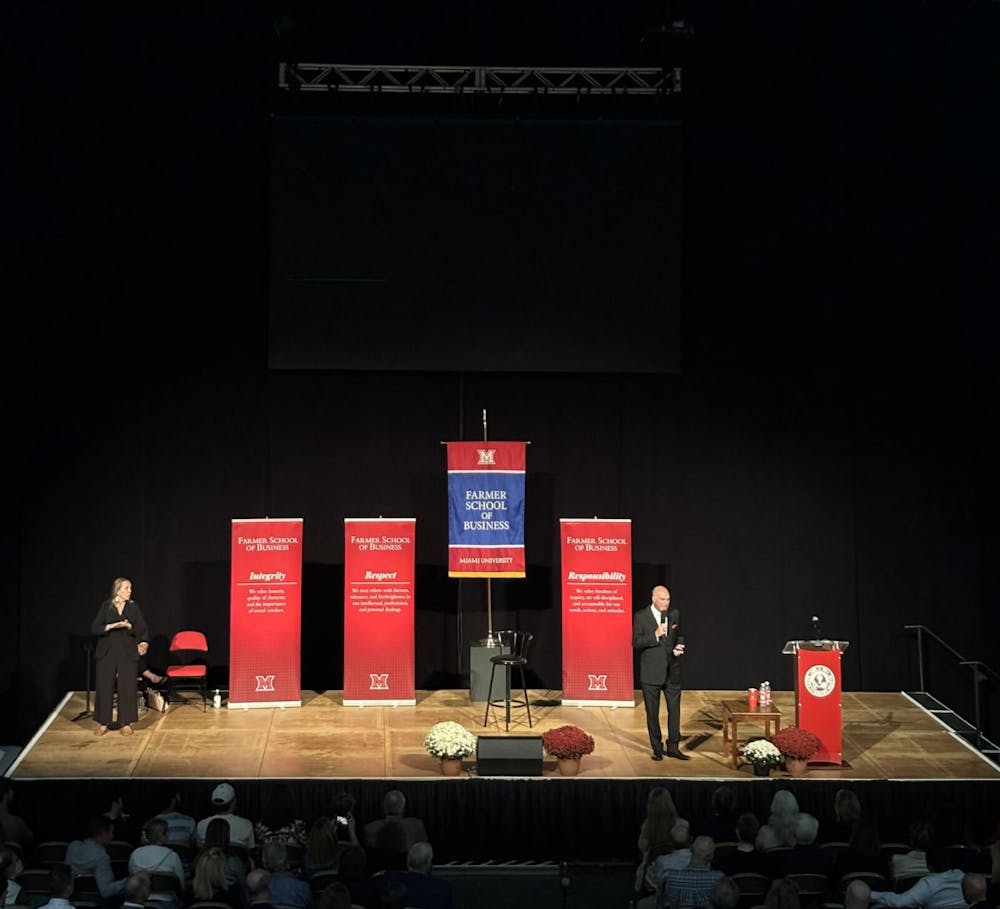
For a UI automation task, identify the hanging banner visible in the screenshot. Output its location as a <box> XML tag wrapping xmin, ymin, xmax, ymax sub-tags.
<box><xmin>343</xmin><ymin>518</ymin><xmax>416</xmax><ymax>705</ymax></box>
<box><xmin>229</xmin><ymin>518</ymin><xmax>303</xmax><ymax>709</ymax></box>
<box><xmin>446</xmin><ymin>441</ymin><xmax>526</xmax><ymax>578</ymax></box>
<box><xmin>560</xmin><ymin>518</ymin><xmax>635</xmax><ymax>706</ymax></box>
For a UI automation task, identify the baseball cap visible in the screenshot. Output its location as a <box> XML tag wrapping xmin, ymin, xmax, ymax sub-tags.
<box><xmin>211</xmin><ymin>783</ymin><xmax>235</xmax><ymax>805</ymax></box>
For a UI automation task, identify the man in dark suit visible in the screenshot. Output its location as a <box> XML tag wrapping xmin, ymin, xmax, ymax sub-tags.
<box><xmin>633</xmin><ymin>584</ymin><xmax>690</xmax><ymax>761</ymax></box>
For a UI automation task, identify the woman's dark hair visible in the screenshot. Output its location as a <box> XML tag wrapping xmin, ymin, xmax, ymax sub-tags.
<box><xmin>203</xmin><ymin>817</ymin><xmax>231</xmax><ymax>850</ymax></box>
<box><xmin>849</xmin><ymin>819</ymin><xmax>882</xmax><ymax>858</ymax></box>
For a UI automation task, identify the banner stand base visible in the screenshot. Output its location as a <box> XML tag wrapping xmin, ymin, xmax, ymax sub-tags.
<box><xmin>344</xmin><ymin>699</ymin><xmax>417</xmax><ymax>707</ymax></box>
<box><xmin>228</xmin><ymin>699</ymin><xmax>302</xmax><ymax>709</ymax></box>
<box><xmin>562</xmin><ymin>699</ymin><xmax>635</xmax><ymax>708</ymax></box>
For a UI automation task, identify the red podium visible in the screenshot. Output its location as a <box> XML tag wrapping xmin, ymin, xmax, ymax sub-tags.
<box><xmin>782</xmin><ymin>639</ymin><xmax>849</xmax><ymax>765</ymax></box>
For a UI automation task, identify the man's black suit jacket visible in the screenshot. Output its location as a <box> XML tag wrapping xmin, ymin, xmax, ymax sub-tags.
<box><xmin>632</xmin><ymin>606</ymin><xmax>684</xmax><ymax>686</ymax></box>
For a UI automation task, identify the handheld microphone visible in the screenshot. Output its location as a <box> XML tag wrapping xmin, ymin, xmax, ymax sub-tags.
<box><xmin>660</xmin><ymin>610</ymin><xmax>668</xmax><ymax>625</ymax></box>
<box><xmin>812</xmin><ymin>614</ymin><xmax>821</xmax><ymax>638</ymax></box>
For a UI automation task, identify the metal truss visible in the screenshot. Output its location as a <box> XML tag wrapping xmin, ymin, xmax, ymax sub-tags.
<box><xmin>278</xmin><ymin>63</ymin><xmax>680</xmax><ymax>96</ymax></box>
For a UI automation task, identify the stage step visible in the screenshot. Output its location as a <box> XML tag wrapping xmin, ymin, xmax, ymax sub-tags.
<box><xmin>905</xmin><ymin>690</ymin><xmax>1000</xmax><ymax>769</ymax></box>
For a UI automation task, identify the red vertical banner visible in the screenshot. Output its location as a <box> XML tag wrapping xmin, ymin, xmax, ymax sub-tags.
<box><xmin>560</xmin><ymin>519</ymin><xmax>635</xmax><ymax>706</ymax></box>
<box><xmin>229</xmin><ymin>518</ymin><xmax>303</xmax><ymax>708</ymax></box>
<box><xmin>343</xmin><ymin>518</ymin><xmax>416</xmax><ymax>705</ymax></box>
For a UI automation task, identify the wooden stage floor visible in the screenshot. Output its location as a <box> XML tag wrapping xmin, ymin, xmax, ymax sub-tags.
<box><xmin>10</xmin><ymin>688</ymin><xmax>999</xmax><ymax>782</ymax></box>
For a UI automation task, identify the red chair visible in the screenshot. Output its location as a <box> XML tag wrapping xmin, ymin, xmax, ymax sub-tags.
<box><xmin>165</xmin><ymin>630</ymin><xmax>209</xmax><ymax>710</ymax></box>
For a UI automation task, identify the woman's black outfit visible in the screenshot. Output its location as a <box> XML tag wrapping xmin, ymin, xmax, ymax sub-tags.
<box><xmin>90</xmin><ymin>598</ymin><xmax>149</xmax><ymax>726</ymax></box>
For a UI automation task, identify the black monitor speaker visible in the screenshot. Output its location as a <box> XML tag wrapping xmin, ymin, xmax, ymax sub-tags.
<box><xmin>476</xmin><ymin>735</ymin><xmax>543</xmax><ymax>776</ymax></box>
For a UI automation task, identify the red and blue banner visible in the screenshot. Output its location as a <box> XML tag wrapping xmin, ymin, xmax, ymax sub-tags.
<box><xmin>229</xmin><ymin>518</ymin><xmax>303</xmax><ymax>709</ymax></box>
<box><xmin>446</xmin><ymin>441</ymin><xmax>526</xmax><ymax>578</ymax></box>
<box><xmin>343</xmin><ymin>518</ymin><xmax>416</xmax><ymax>705</ymax></box>
<box><xmin>560</xmin><ymin>518</ymin><xmax>635</xmax><ymax>707</ymax></box>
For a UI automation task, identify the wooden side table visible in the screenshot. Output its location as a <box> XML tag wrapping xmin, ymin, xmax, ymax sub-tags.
<box><xmin>721</xmin><ymin>699</ymin><xmax>782</xmax><ymax>768</ymax></box>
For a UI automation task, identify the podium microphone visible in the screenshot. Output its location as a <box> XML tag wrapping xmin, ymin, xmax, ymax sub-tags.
<box><xmin>812</xmin><ymin>614</ymin><xmax>822</xmax><ymax>639</ymax></box>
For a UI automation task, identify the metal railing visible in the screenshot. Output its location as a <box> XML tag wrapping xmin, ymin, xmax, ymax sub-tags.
<box><xmin>905</xmin><ymin>624</ymin><xmax>1000</xmax><ymax>747</ymax></box>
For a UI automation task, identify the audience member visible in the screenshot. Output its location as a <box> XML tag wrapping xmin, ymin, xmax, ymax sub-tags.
<box><xmin>869</xmin><ymin>848</ymin><xmax>965</xmax><ymax>908</ymax></box>
<box><xmin>765</xmin><ymin>878</ymin><xmax>802</xmax><ymax>909</ymax></box>
<box><xmin>757</xmin><ymin>791</ymin><xmax>803</xmax><ymax>851</ymax></box>
<box><xmin>961</xmin><ymin>873</ymin><xmax>988</xmax><ymax>909</ymax></box>
<box><xmin>314</xmin><ymin>881</ymin><xmax>354</xmax><ymax>909</ymax></box>
<box><xmin>708</xmin><ymin>877</ymin><xmax>741</xmax><ymax>909</ymax></box>
<box><xmin>36</xmin><ymin>864</ymin><xmax>75</xmax><ymax>909</ymax></box>
<box><xmin>332</xmin><ymin>791</ymin><xmax>361</xmax><ymax>845</ymax></box>
<box><xmin>844</xmin><ymin>880</ymin><xmax>872</xmax><ymax>909</ymax></box>
<box><xmin>303</xmin><ymin>817</ymin><xmax>341</xmax><ymax>876</ymax></box>
<box><xmin>639</xmin><ymin>787</ymin><xmax>684</xmax><ymax>856</ymax></box>
<box><xmin>698</xmin><ymin>786</ymin><xmax>740</xmax><ymax>843</ymax></box>
<box><xmin>0</xmin><ymin>781</ymin><xmax>33</xmax><ymax>852</ymax></box>
<box><xmin>260</xmin><ymin>842</ymin><xmax>311</xmax><ymax>909</ymax></box>
<box><xmin>636</xmin><ymin>787</ymin><xmax>685</xmax><ymax>901</ymax></box>
<box><xmin>834</xmin><ymin>819</ymin><xmax>889</xmax><ymax>881</ymax></box>
<box><xmin>65</xmin><ymin>814</ymin><xmax>126</xmax><ymax>900</ymax></box>
<box><xmin>772</xmin><ymin>813</ymin><xmax>833</xmax><ymax>878</ymax></box>
<box><xmin>191</xmin><ymin>845</ymin><xmax>242</xmax><ymax>909</ymax></box>
<box><xmin>121</xmin><ymin>871</ymin><xmax>152</xmax><ymax>909</ymax></box>
<box><xmin>647</xmin><ymin>821</ymin><xmax>694</xmax><ymax>894</ymax></box>
<box><xmin>829</xmin><ymin>790</ymin><xmax>863</xmax><ymax>843</ymax></box>
<box><xmin>128</xmin><ymin>817</ymin><xmax>185</xmax><ymax>906</ymax></box>
<box><xmin>1</xmin><ymin>846</ymin><xmax>24</xmax><ymax>907</ymax></box>
<box><xmin>197</xmin><ymin>783</ymin><xmax>255</xmax><ymax>849</ymax></box>
<box><xmin>658</xmin><ymin>836</ymin><xmax>724</xmax><ymax>909</ymax></box>
<box><xmin>246</xmin><ymin>868</ymin><xmax>275</xmax><ymax>909</ymax></box>
<box><xmin>255</xmin><ymin>783</ymin><xmax>308</xmax><ymax>848</ymax></box>
<box><xmin>104</xmin><ymin>796</ymin><xmax>139</xmax><ymax>845</ymax></box>
<box><xmin>715</xmin><ymin>814</ymin><xmax>774</xmax><ymax>878</ymax></box>
<box><xmin>374</xmin><ymin>842</ymin><xmax>454</xmax><ymax>909</ymax></box>
<box><xmin>891</xmin><ymin>821</ymin><xmax>934</xmax><ymax>885</ymax></box>
<box><xmin>148</xmin><ymin>784</ymin><xmax>197</xmax><ymax>846</ymax></box>
<box><xmin>368</xmin><ymin>819</ymin><xmax>408</xmax><ymax>874</ymax></box>
<box><xmin>337</xmin><ymin>844</ymin><xmax>376</xmax><ymax>908</ymax></box>
<box><xmin>377</xmin><ymin>880</ymin><xmax>409</xmax><ymax>909</ymax></box>
<box><xmin>364</xmin><ymin>789</ymin><xmax>427</xmax><ymax>851</ymax></box>
<box><xmin>202</xmin><ymin>818</ymin><xmax>249</xmax><ymax>898</ymax></box>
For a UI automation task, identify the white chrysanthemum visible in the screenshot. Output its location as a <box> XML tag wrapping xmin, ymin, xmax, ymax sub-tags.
<box><xmin>424</xmin><ymin>721</ymin><xmax>477</xmax><ymax>760</ymax></box>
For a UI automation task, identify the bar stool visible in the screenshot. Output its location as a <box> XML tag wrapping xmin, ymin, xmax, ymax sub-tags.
<box><xmin>483</xmin><ymin>629</ymin><xmax>533</xmax><ymax>730</ymax></box>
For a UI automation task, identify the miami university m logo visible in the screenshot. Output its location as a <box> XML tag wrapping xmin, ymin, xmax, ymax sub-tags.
<box><xmin>587</xmin><ymin>674</ymin><xmax>609</xmax><ymax>692</ymax></box>
<box><xmin>255</xmin><ymin>675</ymin><xmax>276</xmax><ymax>692</ymax></box>
<box><xmin>477</xmin><ymin>448</ymin><xmax>497</xmax><ymax>465</ymax></box>
<box><xmin>370</xmin><ymin>673</ymin><xmax>390</xmax><ymax>690</ymax></box>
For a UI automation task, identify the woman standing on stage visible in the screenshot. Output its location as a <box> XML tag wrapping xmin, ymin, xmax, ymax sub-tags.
<box><xmin>90</xmin><ymin>576</ymin><xmax>150</xmax><ymax>737</ymax></box>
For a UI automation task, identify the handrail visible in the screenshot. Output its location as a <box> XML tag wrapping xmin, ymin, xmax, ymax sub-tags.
<box><xmin>904</xmin><ymin>624</ymin><xmax>998</xmax><ymax>748</ymax></box>
<box><xmin>903</xmin><ymin>624</ymin><xmax>966</xmax><ymax>667</ymax></box>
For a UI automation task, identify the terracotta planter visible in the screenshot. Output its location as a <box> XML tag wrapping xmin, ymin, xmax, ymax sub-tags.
<box><xmin>557</xmin><ymin>757</ymin><xmax>582</xmax><ymax>776</ymax></box>
<box><xmin>785</xmin><ymin>756</ymin><xmax>809</xmax><ymax>777</ymax></box>
<box><xmin>440</xmin><ymin>758</ymin><xmax>464</xmax><ymax>776</ymax></box>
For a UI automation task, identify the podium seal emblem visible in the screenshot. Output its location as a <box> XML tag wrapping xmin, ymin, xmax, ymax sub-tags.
<box><xmin>804</xmin><ymin>665</ymin><xmax>836</xmax><ymax>697</ymax></box>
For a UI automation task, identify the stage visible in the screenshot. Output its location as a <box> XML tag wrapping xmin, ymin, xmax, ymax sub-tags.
<box><xmin>8</xmin><ymin>688</ymin><xmax>999</xmax><ymax>865</ymax></box>
<box><xmin>10</xmin><ymin>688</ymin><xmax>999</xmax><ymax>781</ymax></box>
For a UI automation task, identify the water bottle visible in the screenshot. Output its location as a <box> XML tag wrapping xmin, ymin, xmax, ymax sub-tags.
<box><xmin>213</xmin><ymin>689</ymin><xmax>222</xmax><ymax>709</ymax></box>
<box><xmin>761</xmin><ymin>681</ymin><xmax>771</xmax><ymax>706</ymax></box>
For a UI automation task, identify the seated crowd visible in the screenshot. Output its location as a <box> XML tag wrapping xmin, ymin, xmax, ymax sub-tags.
<box><xmin>1</xmin><ymin>780</ymin><xmax>453</xmax><ymax>909</ymax></box>
<box><xmin>4</xmin><ymin>778</ymin><xmax>1000</xmax><ymax>909</ymax></box>
<box><xmin>633</xmin><ymin>786</ymin><xmax>1000</xmax><ymax>909</ymax></box>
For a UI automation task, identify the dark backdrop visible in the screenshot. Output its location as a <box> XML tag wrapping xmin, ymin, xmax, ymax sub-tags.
<box><xmin>10</xmin><ymin>1</ymin><xmax>999</xmax><ymax>745</ymax></box>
